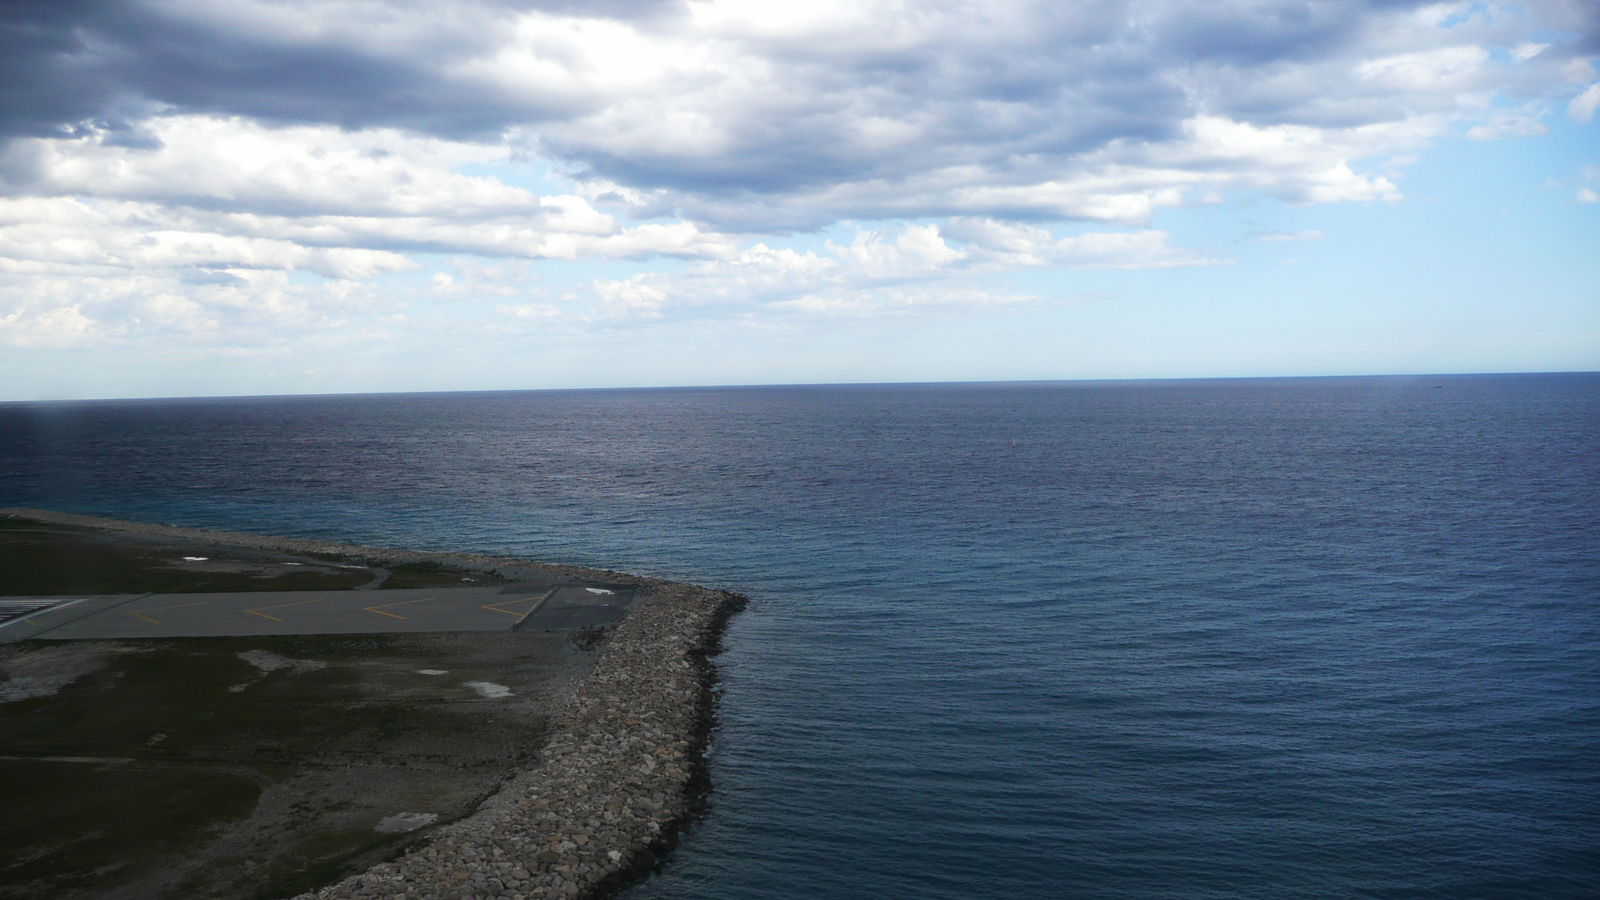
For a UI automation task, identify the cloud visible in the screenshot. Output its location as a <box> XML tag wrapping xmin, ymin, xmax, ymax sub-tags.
<box><xmin>580</xmin><ymin>221</ymin><xmax>1215</xmax><ymax>323</ymax></box>
<box><xmin>0</xmin><ymin>198</ymin><xmax>423</xmax><ymax>280</ymax></box>
<box><xmin>829</xmin><ymin>225</ymin><xmax>967</xmax><ymax>279</ymax></box>
<box><xmin>2</xmin><ymin>0</ymin><xmax>1596</xmax><ymax>353</ymax></box>
<box><xmin>494</xmin><ymin>301</ymin><xmax>565</xmax><ymax>321</ymax></box>
<box><xmin>1570</xmin><ymin>83</ymin><xmax>1600</xmax><ymax>122</ymax></box>
<box><xmin>0</xmin><ymin>262</ymin><xmax>392</xmax><ymax>349</ymax></box>
<box><xmin>1513</xmin><ymin>42</ymin><xmax>1550</xmax><ymax>63</ymax></box>
<box><xmin>0</xmin><ymin>116</ymin><xmax>738</xmax><ymax>260</ymax></box>
<box><xmin>0</xmin><ymin>303</ymin><xmax>99</xmax><ymax>348</ymax></box>
<box><xmin>1466</xmin><ymin>107</ymin><xmax>1548</xmax><ymax>140</ymax></box>
<box><xmin>0</xmin><ymin>114</ymin><xmax>740</xmax><ymax>341</ymax></box>
<box><xmin>5</xmin><ymin>1</ymin><xmax>1596</xmax><ymax>229</ymax></box>
<box><xmin>1578</xmin><ymin>187</ymin><xmax>1599</xmax><ymax>204</ymax></box>
<box><xmin>942</xmin><ymin>219</ymin><xmax>1218</xmax><ymax>269</ymax></box>
<box><xmin>1252</xmin><ymin>229</ymin><xmax>1325</xmax><ymax>242</ymax></box>
<box><xmin>1</xmin><ymin>116</ymin><xmax>517</xmax><ymax>216</ymax></box>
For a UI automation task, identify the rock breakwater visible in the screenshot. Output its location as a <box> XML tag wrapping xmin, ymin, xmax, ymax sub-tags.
<box><xmin>287</xmin><ymin>580</ymin><xmax>747</xmax><ymax>900</ymax></box>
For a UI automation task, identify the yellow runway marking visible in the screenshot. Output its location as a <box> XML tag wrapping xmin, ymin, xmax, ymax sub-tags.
<box><xmin>362</xmin><ymin>597</ymin><xmax>432</xmax><ymax>620</ymax></box>
<box><xmin>127</xmin><ymin>601</ymin><xmax>211</xmax><ymax>625</ymax></box>
<box><xmin>245</xmin><ymin>598</ymin><xmax>324</xmax><ymax>622</ymax></box>
<box><xmin>481</xmin><ymin>590</ymin><xmax>553</xmax><ymax>618</ymax></box>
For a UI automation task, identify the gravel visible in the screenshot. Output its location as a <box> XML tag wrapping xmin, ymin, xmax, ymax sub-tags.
<box><xmin>284</xmin><ymin>580</ymin><xmax>747</xmax><ymax>900</ymax></box>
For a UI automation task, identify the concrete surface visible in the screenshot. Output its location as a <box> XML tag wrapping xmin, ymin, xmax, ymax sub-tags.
<box><xmin>0</xmin><ymin>584</ymin><xmax>636</xmax><ymax>642</ymax></box>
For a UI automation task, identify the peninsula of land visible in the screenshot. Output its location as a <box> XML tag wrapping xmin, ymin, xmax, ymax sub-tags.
<box><xmin>0</xmin><ymin>509</ymin><xmax>746</xmax><ymax>900</ymax></box>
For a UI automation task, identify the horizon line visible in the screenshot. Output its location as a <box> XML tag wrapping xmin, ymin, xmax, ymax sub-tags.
<box><xmin>4</xmin><ymin>369</ymin><xmax>1596</xmax><ymax>406</ymax></box>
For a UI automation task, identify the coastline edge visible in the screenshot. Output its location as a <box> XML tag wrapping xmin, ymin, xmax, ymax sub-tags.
<box><xmin>0</xmin><ymin>507</ymin><xmax>749</xmax><ymax>900</ymax></box>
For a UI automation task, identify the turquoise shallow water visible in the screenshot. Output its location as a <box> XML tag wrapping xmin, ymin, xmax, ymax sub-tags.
<box><xmin>3</xmin><ymin>374</ymin><xmax>1597</xmax><ymax>898</ymax></box>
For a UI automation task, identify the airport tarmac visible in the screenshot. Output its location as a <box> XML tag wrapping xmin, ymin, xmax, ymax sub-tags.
<box><xmin>0</xmin><ymin>583</ymin><xmax>636</xmax><ymax>642</ymax></box>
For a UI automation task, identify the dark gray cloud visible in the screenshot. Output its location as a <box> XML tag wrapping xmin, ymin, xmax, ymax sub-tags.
<box><xmin>0</xmin><ymin>0</ymin><xmax>693</xmax><ymax>141</ymax></box>
<box><xmin>2</xmin><ymin>0</ymin><xmax>509</xmax><ymax>139</ymax></box>
<box><xmin>2</xmin><ymin>0</ymin><xmax>1594</xmax><ymax>231</ymax></box>
<box><xmin>0</xmin><ymin>1</ymin><xmax>1463</xmax><ymax>139</ymax></box>
<box><xmin>1</xmin><ymin>0</ymin><xmax>131</xmax><ymax>139</ymax></box>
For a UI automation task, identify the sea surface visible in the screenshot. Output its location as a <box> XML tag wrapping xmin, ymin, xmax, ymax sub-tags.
<box><xmin>2</xmin><ymin>374</ymin><xmax>1597</xmax><ymax>899</ymax></box>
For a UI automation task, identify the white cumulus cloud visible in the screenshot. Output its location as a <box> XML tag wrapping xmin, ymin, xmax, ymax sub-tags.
<box><xmin>580</xmin><ymin>221</ymin><xmax>1215</xmax><ymax>324</ymax></box>
<box><xmin>1570</xmin><ymin>83</ymin><xmax>1600</xmax><ymax>122</ymax></box>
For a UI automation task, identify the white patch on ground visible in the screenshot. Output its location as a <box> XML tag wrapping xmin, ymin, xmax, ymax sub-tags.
<box><xmin>227</xmin><ymin>683</ymin><xmax>249</xmax><ymax>692</ymax></box>
<box><xmin>374</xmin><ymin>812</ymin><xmax>438</xmax><ymax>834</ymax></box>
<box><xmin>465</xmin><ymin>681</ymin><xmax>512</xmax><ymax>699</ymax></box>
<box><xmin>416</xmin><ymin>669</ymin><xmax>448</xmax><ymax>675</ymax></box>
<box><xmin>236</xmin><ymin>650</ymin><xmax>328</xmax><ymax>675</ymax></box>
<box><xmin>0</xmin><ymin>644</ymin><xmax>123</xmax><ymax>703</ymax></box>
<box><xmin>182</xmin><ymin>556</ymin><xmax>208</xmax><ymax>561</ymax></box>
<box><xmin>585</xmin><ymin>588</ymin><xmax>615</xmax><ymax>595</ymax></box>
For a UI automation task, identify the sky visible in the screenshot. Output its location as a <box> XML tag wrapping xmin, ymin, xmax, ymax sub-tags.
<box><xmin>1</xmin><ymin>0</ymin><xmax>1596</xmax><ymax>400</ymax></box>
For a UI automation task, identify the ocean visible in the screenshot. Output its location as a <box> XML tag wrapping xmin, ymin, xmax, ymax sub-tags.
<box><xmin>2</xmin><ymin>374</ymin><xmax>1597</xmax><ymax>899</ymax></box>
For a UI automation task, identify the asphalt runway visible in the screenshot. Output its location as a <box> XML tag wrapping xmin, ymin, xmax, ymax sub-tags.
<box><xmin>0</xmin><ymin>584</ymin><xmax>636</xmax><ymax>641</ymax></box>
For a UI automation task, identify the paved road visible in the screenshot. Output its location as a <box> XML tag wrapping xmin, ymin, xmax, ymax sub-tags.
<box><xmin>0</xmin><ymin>599</ymin><xmax>68</xmax><ymax>626</ymax></box>
<box><xmin>0</xmin><ymin>584</ymin><xmax>636</xmax><ymax>641</ymax></box>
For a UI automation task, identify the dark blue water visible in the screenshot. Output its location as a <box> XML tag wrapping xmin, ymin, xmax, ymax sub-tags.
<box><xmin>3</xmin><ymin>375</ymin><xmax>1597</xmax><ymax>899</ymax></box>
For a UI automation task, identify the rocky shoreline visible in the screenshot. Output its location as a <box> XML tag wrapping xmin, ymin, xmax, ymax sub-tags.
<box><xmin>1</xmin><ymin>508</ymin><xmax>748</xmax><ymax>900</ymax></box>
<box><xmin>289</xmin><ymin>579</ymin><xmax>745</xmax><ymax>900</ymax></box>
